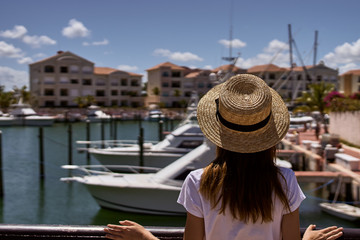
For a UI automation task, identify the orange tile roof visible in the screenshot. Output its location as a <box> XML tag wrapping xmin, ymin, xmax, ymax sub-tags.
<box><xmin>185</xmin><ymin>71</ymin><xmax>201</xmax><ymax>78</ymax></box>
<box><xmin>341</xmin><ymin>69</ymin><xmax>360</xmax><ymax>76</ymax></box>
<box><xmin>94</xmin><ymin>67</ymin><xmax>142</xmax><ymax>77</ymax></box>
<box><xmin>212</xmin><ymin>64</ymin><xmax>244</xmax><ymax>73</ymax></box>
<box><xmin>247</xmin><ymin>64</ymin><xmax>287</xmax><ymax>73</ymax></box>
<box><xmin>30</xmin><ymin>51</ymin><xmax>94</xmax><ymax>65</ymax></box>
<box><xmin>146</xmin><ymin>62</ymin><xmax>185</xmax><ymax>71</ymax></box>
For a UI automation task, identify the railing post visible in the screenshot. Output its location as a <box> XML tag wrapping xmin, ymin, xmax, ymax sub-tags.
<box><xmin>39</xmin><ymin>127</ymin><xmax>45</xmax><ymax>180</ymax></box>
<box><xmin>68</xmin><ymin>124</ymin><xmax>72</xmax><ymax>165</ymax></box>
<box><xmin>101</xmin><ymin>119</ymin><xmax>105</xmax><ymax>149</ymax></box>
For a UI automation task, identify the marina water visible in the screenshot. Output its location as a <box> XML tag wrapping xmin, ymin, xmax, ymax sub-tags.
<box><xmin>0</xmin><ymin>121</ymin><xmax>358</xmax><ymax>228</ymax></box>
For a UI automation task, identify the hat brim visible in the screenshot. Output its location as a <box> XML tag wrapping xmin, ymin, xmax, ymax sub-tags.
<box><xmin>197</xmin><ymin>83</ymin><xmax>290</xmax><ymax>153</ymax></box>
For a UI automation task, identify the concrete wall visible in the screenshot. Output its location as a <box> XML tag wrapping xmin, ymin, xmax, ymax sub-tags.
<box><xmin>329</xmin><ymin>111</ymin><xmax>360</xmax><ymax>146</ymax></box>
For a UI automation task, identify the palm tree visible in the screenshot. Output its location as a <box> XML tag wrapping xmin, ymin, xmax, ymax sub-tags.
<box><xmin>294</xmin><ymin>82</ymin><xmax>334</xmax><ymax>133</ymax></box>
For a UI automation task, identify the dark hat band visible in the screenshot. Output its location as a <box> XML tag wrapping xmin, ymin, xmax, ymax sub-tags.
<box><xmin>215</xmin><ymin>98</ymin><xmax>271</xmax><ymax>133</ymax></box>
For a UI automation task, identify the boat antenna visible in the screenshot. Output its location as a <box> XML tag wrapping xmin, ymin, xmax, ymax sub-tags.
<box><xmin>222</xmin><ymin>0</ymin><xmax>236</xmax><ymax>63</ymax></box>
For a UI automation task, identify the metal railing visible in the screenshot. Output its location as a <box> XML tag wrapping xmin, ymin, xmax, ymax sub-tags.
<box><xmin>0</xmin><ymin>224</ymin><xmax>358</xmax><ymax>239</ymax></box>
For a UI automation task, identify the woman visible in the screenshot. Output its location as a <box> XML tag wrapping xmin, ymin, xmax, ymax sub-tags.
<box><xmin>104</xmin><ymin>74</ymin><xmax>343</xmax><ymax>240</ymax></box>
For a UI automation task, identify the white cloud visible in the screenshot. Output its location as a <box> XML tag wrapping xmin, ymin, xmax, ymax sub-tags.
<box><xmin>117</xmin><ymin>65</ymin><xmax>139</xmax><ymax>72</ymax></box>
<box><xmin>153</xmin><ymin>48</ymin><xmax>203</xmax><ymax>62</ymax></box>
<box><xmin>0</xmin><ymin>41</ymin><xmax>23</xmax><ymax>58</ymax></box>
<box><xmin>203</xmin><ymin>65</ymin><xmax>213</xmax><ymax>70</ymax></box>
<box><xmin>236</xmin><ymin>39</ymin><xmax>290</xmax><ymax>69</ymax></box>
<box><xmin>17</xmin><ymin>57</ymin><xmax>33</xmax><ymax>64</ymax></box>
<box><xmin>219</xmin><ymin>38</ymin><xmax>246</xmax><ymax>49</ymax></box>
<box><xmin>0</xmin><ymin>66</ymin><xmax>28</xmax><ymax>91</ymax></box>
<box><xmin>324</xmin><ymin>39</ymin><xmax>360</xmax><ymax>70</ymax></box>
<box><xmin>0</xmin><ymin>25</ymin><xmax>27</xmax><ymax>39</ymax></box>
<box><xmin>83</xmin><ymin>39</ymin><xmax>109</xmax><ymax>46</ymax></box>
<box><xmin>22</xmin><ymin>35</ymin><xmax>56</xmax><ymax>48</ymax></box>
<box><xmin>62</xmin><ymin>19</ymin><xmax>90</xmax><ymax>38</ymax></box>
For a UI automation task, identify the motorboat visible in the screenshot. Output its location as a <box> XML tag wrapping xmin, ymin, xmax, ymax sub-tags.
<box><xmin>62</xmin><ymin>140</ymin><xmax>293</xmax><ymax>215</ymax></box>
<box><xmin>62</xmin><ymin>140</ymin><xmax>216</xmax><ymax>215</ymax></box>
<box><xmin>83</xmin><ymin>120</ymin><xmax>204</xmax><ymax>169</ymax></box>
<box><xmin>319</xmin><ymin>203</ymin><xmax>360</xmax><ymax>221</ymax></box>
<box><xmin>86</xmin><ymin>105</ymin><xmax>111</xmax><ymax>123</ymax></box>
<box><xmin>0</xmin><ymin>102</ymin><xmax>55</xmax><ymax>126</ymax></box>
<box><xmin>145</xmin><ymin>109</ymin><xmax>166</xmax><ymax>121</ymax></box>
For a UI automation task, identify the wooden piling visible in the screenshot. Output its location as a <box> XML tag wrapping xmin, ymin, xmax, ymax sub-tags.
<box><xmin>39</xmin><ymin>127</ymin><xmax>45</xmax><ymax>180</ymax></box>
<box><xmin>138</xmin><ymin>127</ymin><xmax>144</xmax><ymax>172</ymax></box>
<box><xmin>158</xmin><ymin>120</ymin><xmax>163</xmax><ymax>141</ymax></box>
<box><xmin>86</xmin><ymin>120</ymin><xmax>90</xmax><ymax>163</ymax></box>
<box><xmin>101</xmin><ymin>120</ymin><xmax>105</xmax><ymax>149</ymax></box>
<box><xmin>68</xmin><ymin>124</ymin><xmax>72</xmax><ymax>165</ymax></box>
<box><xmin>0</xmin><ymin>131</ymin><xmax>3</xmax><ymax>196</ymax></box>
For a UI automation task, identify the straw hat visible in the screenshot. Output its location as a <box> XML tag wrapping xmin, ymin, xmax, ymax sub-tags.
<box><xmin>197</xmin><ymin>74</ymin><xmax>289</xmax><ymax>153</ymax></box>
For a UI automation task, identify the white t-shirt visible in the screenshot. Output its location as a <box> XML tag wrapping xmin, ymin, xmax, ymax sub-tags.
<box><xmin>177</xmin><ymin>167</ymin><xmax>306</xmax><ymax>240</ymax></box>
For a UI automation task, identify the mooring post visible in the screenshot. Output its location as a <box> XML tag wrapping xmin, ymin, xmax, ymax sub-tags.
<box><xmin>101</xmin><ymin>119</ymin><xmax>105</xmax><ymax>149</ymax></box>
<box><xmin>0</xmin><ymin>131</ymin><xmax>3</xmax><ymax>197</ymax></box>
<box><xmin>86</xmin><ymin>120</ymin><xmax>90</xmax><ymax>164</ymax></box>
<box><xmin>114</xmin><ymin>118</ymin><xmax>117</xmax><ymax>141</ymax></box>
<box><xmin>39</xmin><ymin>127</ymin><xmax>45</xmax><ymax>180</ymax></box>
<box><xmin>138</xmin><ymin>127</ymin><xmax>144</xmax><ymax>172</ymax></box>
<box><xmin>158</xmin><ymin>120</ymin><xmax>163</xmax><ymax>141</ymax></box>
<box><xmin>68</xmin><ymin>124</ymin><xmax>72</xmax><ymax>165</ymax></box>
<box><xmin>109</xmin><ymin>116</ymin><xmax>113</xmax><ymax>140</ymax></box>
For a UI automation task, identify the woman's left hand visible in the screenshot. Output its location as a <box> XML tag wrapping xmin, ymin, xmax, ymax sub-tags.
<box><xmin>104</xmin><ymin>220</ymin><xmax>159</xmax><ymax>240</ymax></box>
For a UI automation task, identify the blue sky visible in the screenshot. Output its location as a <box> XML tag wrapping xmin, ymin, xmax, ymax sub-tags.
<box><xmin>1</xmin><ymin>0</ymin><xmax>360</xmax><ymax>90</ymax></box>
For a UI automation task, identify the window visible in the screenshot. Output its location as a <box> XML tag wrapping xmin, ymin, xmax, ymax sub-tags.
<box><xmin>44</xmin><ymin>89</ymin><xmax>54</xmax><ymax>96</ymax></box>
<box><xmin>131</xmin><ymin>79</ymin><xmax>139</xmax><ymax>86</ymax></box>
<box><xmin>172</xmin><ymin>71</ymin><xmax>181</xmax><ymax>77</ymax></box>
<box><xmin>96</xmin><ymin>90</ymin><xmax>105</xmax><ymax>97</ymax></box>
<box><xmin>162</xmin><ymin>92</ymin><xmax>169</xmax><ymax>97</ymax></box>
<box><xmin>162</xmin><ymin>72</ymin><xmax>169</xmax><ymax>77</ymax></box>
<box><xmin>207</xmin><ymin>83</ymin><xmax>213</xmax><ymax>88</ymax></box>
<box><xmin>121</xmin><ymin>100</ymin><xmax>128</xmax><ymax>106</ymax></box>
<box><xmin>82</xmin><ymin>66</ymin><xmax>92</xmax><ymax>74</ymax></box>
<box><xmin>185</xmin><ymin>91</ymin><xmax>192</xmax><ymax>97</ymax></box>
<box><xmin>162</xmin><ymin>82</ymin><xmax>169</xmax><ymax>87</ymax></box>
<box><xmin>316</xmin><ymin>75</ymin><xmax>322</xmax><ymax>81</ymax></box>
<box><xmin>71</xmin><ymin>79</ymin><xmax>79</xmax><ymax>84</ymax></box>
<box><xmin>184</xmin><ymin>83</ymin><xmax>194</xmax><ymax>88</ymax></box>
<box><xmin>60</xmin><ymin>101</ymin><xmax>68</xmax><ymax>107</ymax></box>
<box><xmin>297</xmin><ymin>75</ymin><xmax>302</xmax><ymax>80</ymax></box>
<box><xmin>111</xmin><ymin>100</ymin><xmax>118</xmax><ymax>106</ymax></box>
<box><xmin>111</xmin><ymin>79</ymin><xmax>119</xmax><ymax>86</ymax></box>
<box><xmin>121</xmin><ymin>78</ymin><xmax>128</xmax><ymax>86</ymax></box>
<box><xmin>121</xmin><ymin>90</ymin><xmax>128</xmax><ymax>96</ymax></box>
<box><xmin>45</xmin><ymin>101</ymin><xmax>55</xmax><ymax>107</ymax></box>
<box><xmin>60</xmin><ymin>89</ymin><xmax>68</xmax><ymax>96</ymax></box>
<box><xmin>172</xmin><ymin>81</ymin><xmax>181</xmax><ymax>88</ymax></box>
<box><xmin>198</xmin><ymin>82</ymin><xmax>204</xmax><ymax>88</ymax></box>
<box><xmin>69</xmin><ymin>65</ymin><xmax>79</xmax><ymax>73</ymax></box>
<box><xmin>111</xmin><ymin>90</ymin><xmax>118</xmax><ymax>96</ymax></box>
<box><xmin>269</xmin><ymin>73</ymin><xmax>276</xmax><ymax>80</ymax></box>
<box><xmin>82</xmin><ymin>79</ymin><xmax>92</xmax><ymax>85</ymax></box>
<box><xmin>96</xmin><ymin>79</ymin><xmax>106</xmax><ymax>86</ymax></box>
<box><xmin>60</xmin><ymin>66</ymin><xmax>68</xmax><ymax>73</ymax></box>
<box><xmin>60</xmin><ymin>77</ymin><xmax>69</xmax><ymax>84</ymax></box>
<box><xmin>44</xmin><ymin>65</ymin><xmax>54</xmax><ymax>73</ymax></box>
<box><xmin>44</xmin><ymin>77</ymin><xmax>55</xmax><ymax>84</ymax></box>
<box><xmin>358</xmin><ymin>76</ymin><xmax>360</xmax><ymax>83</ymax></box>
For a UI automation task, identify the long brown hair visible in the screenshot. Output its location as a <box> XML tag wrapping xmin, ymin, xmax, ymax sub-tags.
<box><xmin>199</xmin><ymin>146</ymin><xmax>290</xmax><ymax>223</ymax></box>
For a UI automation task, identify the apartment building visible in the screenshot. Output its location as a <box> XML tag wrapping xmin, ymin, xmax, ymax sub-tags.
<box><xmin>339</xmin><ymin>69</ymin><xmax>360</xmax><ymax>95</ymax></box>
<box><xmin>248</xmin><ymin>61</ymin><xmax>338</xmax><ymax>101</ymax></box>
<box><xmin>145</xmin><ymin>62</ymin><xmax>246</xmax><ymax>107</ymax></box>
<box><xmin>29</xmin><ymin>51</ymin><xmax>143</xmax><ymax>107</ymax></box>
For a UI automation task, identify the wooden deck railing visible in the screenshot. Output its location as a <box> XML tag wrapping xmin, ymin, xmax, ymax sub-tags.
<box><xmin>0</xmin><ymin>224</ymin><xmax>358</xmax><ymax>239</ymax></box>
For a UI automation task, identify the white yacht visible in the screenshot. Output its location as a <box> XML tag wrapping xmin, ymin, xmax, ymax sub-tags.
<box><xmin>86</xmin><ymin>105</ymin><xmax>111</xmax><ymax>123</ymax></box>
<box><xmin>85</xmin><ymin>118</ymin><xmax>203</xmax><ymax>169</ymax></box>
<box><xmin>63</xmin><ymin>140</ymin><xmax>216</xmax><ymax>215</ymax></box>
<box><xmin>0</xmin><ymin>102</ymin><xmax>55</xmax><ymax>126</ymax></box>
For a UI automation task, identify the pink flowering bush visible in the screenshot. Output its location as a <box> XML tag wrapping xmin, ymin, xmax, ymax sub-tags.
<box><xmin>324</xmin><ymin>91</ymin><xmax>345</xmax><ymax>107</ymax></box>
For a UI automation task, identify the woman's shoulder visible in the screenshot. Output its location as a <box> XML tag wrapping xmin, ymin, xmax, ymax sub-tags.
<box><xmin>188</xmin><ymin>168</ymin><xmax>204</xmax><ymax>180</ymax></box>
<box><xmin>278</xmin><ymin>166</ymin><xmax>295</xmax><ymax>179</ymax></box>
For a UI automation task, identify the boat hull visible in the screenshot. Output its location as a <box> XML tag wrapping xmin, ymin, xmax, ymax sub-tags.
<box><xmin>85</xmin><ymin>182</ymin><xmax>184</xmax><ymax>215</ymax></box>
<box><xmin>319</xmin><ymin>203</ymin><xmax>360</xmax><ymax>221</ymax></box>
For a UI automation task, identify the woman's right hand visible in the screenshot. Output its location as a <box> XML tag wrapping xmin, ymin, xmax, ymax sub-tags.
<box><xmin>302</xmin><ymin>224</ymin><xmax>343</xmax><ymax>240</ymax></box>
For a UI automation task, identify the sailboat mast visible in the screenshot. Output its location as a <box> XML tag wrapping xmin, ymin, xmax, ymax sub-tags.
<box><xmin>313</xmin><ymin>30</ymin><xmax>318</xmax><ymax>66</ymax></box>
<box><xmin>288</xmin><ymin>24</ymin><xmax>294</xmax><ymax>69</ymax></box>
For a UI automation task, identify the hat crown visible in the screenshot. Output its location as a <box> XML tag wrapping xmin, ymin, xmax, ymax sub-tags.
<box><xmin>218</xmin><ymin>74</ymin><xmax>272</xmax><ymax>126</ymax></box>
